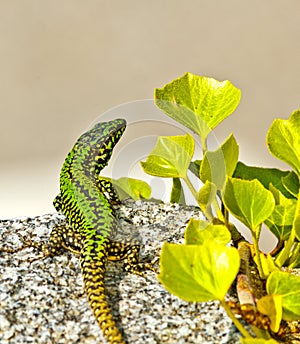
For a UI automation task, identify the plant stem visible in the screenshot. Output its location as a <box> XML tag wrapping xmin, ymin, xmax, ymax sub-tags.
<box><xmin>204</xmin><ymin>205</ymin><xmax>214</xmax><ymax>221</ymax></box>
<box><xmin>183</xmin><ymin>175</ymin><xmax>213</xmax><ymax>221</ymax></box>
<box><xmin>212</xmin><ymin>198</ymin><xmax>224</xmax><ymax>221</ymax></box>
<box><xmin>275</xmin><ymin>228</ymin><xmax>295</xmax><ymax>267</ymax></box>
<box><xmin>201</xmin><ymin>136</ymin><xmax>208</xmax><ymax>154</ymax></box>
<box><xmin>183</xmin><ymin>175</ymin><xmax>198</xmax><ymax>201</ymax></box>
<box><xmin>252</xmin><ymin>230</ymin><xmax>265</xmax><ymax>280</ymax></box>
<box><xmin>220</xmin><ymin>299</ymin><xmax>252</xmax><ymax>338</ymax></box>
<box><xmin>223</xmin><ymin>205</ymin><xmax>229</xmax><ymax>226</ymax></box>
<box><xmin>269</xmin><ymin>239</ymin><xmax>284</xmax><ymax>257</ymax></box>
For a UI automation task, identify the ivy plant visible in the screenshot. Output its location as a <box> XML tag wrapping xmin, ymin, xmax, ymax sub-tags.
<box><xmin>138</xmin><ymin>72</ymin><xmax>300</xmax><ymax>343</ymax></box>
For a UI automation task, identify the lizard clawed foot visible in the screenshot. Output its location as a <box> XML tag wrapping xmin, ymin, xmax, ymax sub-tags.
<box><xmin>0</xmin><ymin>237</ymin><xmax>39</xmax><ymax>254</ymax></box>
<box><xmin>124</xmin><ymin>256</ymin><xmax>159</xmax><ymax>277</ymax></box>
<box><xmin>0</xmin><ymin>236</ymin><xmax>52</xmax><ymax>263</ymax></box>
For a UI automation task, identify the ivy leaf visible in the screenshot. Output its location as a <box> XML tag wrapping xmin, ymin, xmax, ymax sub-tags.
<box><xmin>189</xmin><ymin>160</ymin><xmax>201</xmax><ymax>178</ymax></box>
<box><xmin>155</xmin><ymin>72</ymin><xmax>241</xmax><ymax>143</ymax></box>
<box><xmin>197</xmin><ymin>180</ymin><xmax>217</xmax><ymax>215</ymax></box>
<box><xmin>200</xmin><ymin>134</ymin><xmax>239</xmax><ymax>190</ymax></box>
<box><xmin>267</xmin><ymin>271</ymin><xmax>300</xmax><ymax>321</ymax></box>
<box><xmin>289</xmin><ymin>254</ymin><xmax>300</xmax><ymax>269</ymax></box>
<box><xmin>293</xmin><ymin>190</ymin><xmax>300</xmax><ymax>241</ymax></box>
<box><xmin>184</xmin><ymin>219</ymin><xmax>231</xmax><ymax>246</ymax></box>
<box><xmin>158</xmin><ymin>241</ymin><xmax>240</xmax><ymax>302</ymax></box>
<box><xmin>281</xmin><ymin>171</ymin><xmax>299</xmax><ymax>198</ymax></box>
<box><xmin>140</xmin><ymin>134</ymin><xmax>194</xmax><ymax>178</ymax></box>
<box><xmin>264</xmin><ymin>187</ymin><xmax>297</xmax><ymax>240</ymax></box>
<box><xmin>257</xmin><ymin>294</ymin><xmax>282</xmax><ymax>333</ymax></box>
<box><xmin>233</xmin><ymin>162</ymin><xmax>294</xmax><ymax>199</ymax></box>
<box><xmin>223</xmin><ymin>178</ymin><xmax>275</xmax><ymax>234</ymax></box>
<box><xmin>170</xmin><ymin>178</ymin><xmax>186</xmax><ymax>204</ymax></box>
<box><xmin>267</xmin><ymin>109</ymin><xmax>300</xmax><ymax>176</ymax></box>
<box><xmin>110</xmin><ymin>177</ymin><xmax>151</xmax><ymax>200</ymax></box>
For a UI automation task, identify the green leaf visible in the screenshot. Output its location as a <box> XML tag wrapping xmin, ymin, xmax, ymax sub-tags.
<box><xmin>197</xmin><ymin>180</ymin><xmax>217</xmax><ymax>215</ymax></box>
<box><xmin>155</xmin><ymin>72</ymin><xmax>241</xmax><ymax>142</ymax></box>
<box><xmin>293</xmin><ymin>190</ymin><xmax>300</xmax><ymax>241</ymax></box>
<box><xmin>257</xmin><ymin>294</ymin><xmax>282</xmax><ymax>333</ymax></box>
<box><xmin>267</xmin><ymin>109</ymin><xmax>300</xmax><ymax>176</ymax></box>
<box><xmin>288</xmin><ymin>246</ymin><xmax>300</xmax><ymax>268</ymax></box>
<box><xmin>189</xmin><ymin>160</ymin><xmax>201</xmax><ymax>178</ymax></box>
<box><xmin>267</xmin><ymin>271</ymin><xmax>300</xmax><ymax>321</ymax></box>
<box><xmin>281</xmin><ymin>171</ymin><xmax>299</xmax><ymax>198</ymax></box>
<box><xmin>170</xmin><ymin>178</ymin><xmax>186</xmax><ymax>204</ymax></box>
<box><xmin>268</xmin><ymin>184</ymin><xmax>284</xmax><ymax>205</ymax></box>
<box><xmin>264</xmin><ymin>203</ymin><xmax>296</xmax><ymax>241</ymax></box>
<box><xmin>223</xmin><ymin>178</ymin><xmax>275</xmax><ymax>233</ymax></box>
<box><xmin>200</xmin><ymin>134</ymin><xmax>239</xmax><ymax>190</ymax></box>
<box><xmin>240</xmin><ymin>338</ymin><xmax>279</xmax><ymax>344</ymax></box>
<box><xmin>184</xmin><ymin>219</ymin><xmax>231</xmax><ymax>246</ymax></box>
<box><xmin>264</xmin><ymin>187</ymin><xmax>297</xmax><ymax>241</ymax></box>
<box><xmin>253</xmin><ymin>253</ymin><xmax>280</xmax><ymax>278</ymax></box>
<box><xmin>233</xmin><ymin>162</ymin><xmax>294</xmax><ymax>199</ymax></box>
<box><xmin>140</xmin><ymin>134</ymin><xmax>194</xmax><ymax>178</ymax></box>
<box><xmin>111</xmin><ymin>177</ymin><xmax>151</xmax><ymax>200</ymax></box>
<box><xmin>158</xmin><ymin>241</ymin><xmax>240</xmax><ymax>302</ymax></box>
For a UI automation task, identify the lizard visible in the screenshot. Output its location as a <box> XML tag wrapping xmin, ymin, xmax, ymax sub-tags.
<box><xmin>2</xmin><ymin>119</ymin><xmax>155</xmax><ymax>344</ymax></box>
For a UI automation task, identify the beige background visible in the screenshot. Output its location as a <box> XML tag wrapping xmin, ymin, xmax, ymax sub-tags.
<box><xmin>0</xmin><ymin>1</ymin><xmax>299</xmax><ymax>226</ymax></box>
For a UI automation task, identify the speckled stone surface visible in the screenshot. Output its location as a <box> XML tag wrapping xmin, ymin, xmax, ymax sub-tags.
<box><xmin>0</xmin><ymin>200</ymin><xmax>241</xmax><ymax>344</ymax></box>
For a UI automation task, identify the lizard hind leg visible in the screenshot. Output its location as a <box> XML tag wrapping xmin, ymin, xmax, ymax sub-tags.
<box><xmin>107</xmin><ymin>240</ymin><xmax>158</xmax><ymax>277</ymax></box>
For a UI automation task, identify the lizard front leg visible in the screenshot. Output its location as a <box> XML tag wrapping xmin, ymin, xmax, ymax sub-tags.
<box><xmin>97</xmin><ymin>177</ymin><xmax>122</xmax><ymax>207</ymax></box>
<box><xmin>0</xmin><ymin>223</ymin><xmax>81</xmax><ymax>262</ymax></box>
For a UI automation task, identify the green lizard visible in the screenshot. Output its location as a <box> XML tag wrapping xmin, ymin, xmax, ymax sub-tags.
<box><xmin>3</xmin><ymin>119</ymin><xmax>154</xmax><ymax>344</ymax></box>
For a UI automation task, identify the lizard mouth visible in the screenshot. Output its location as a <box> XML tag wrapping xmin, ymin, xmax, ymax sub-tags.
<box><xmin>104</xmin><ymin>118</ymin><xmax>127</xmax><ymax>144</ymax></box>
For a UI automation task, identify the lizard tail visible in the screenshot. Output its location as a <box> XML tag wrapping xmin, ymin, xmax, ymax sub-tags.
<box><xmin>80</xmin><ymin>254</ymin><xmax>125</xmax><ymax>344</ymax></box>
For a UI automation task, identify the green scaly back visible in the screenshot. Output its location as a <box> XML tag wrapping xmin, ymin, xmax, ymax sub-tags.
<box><xmin>55</xmin><ymin>119</ymin><xmax>127</xmax><ymax>343</ymax></box>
